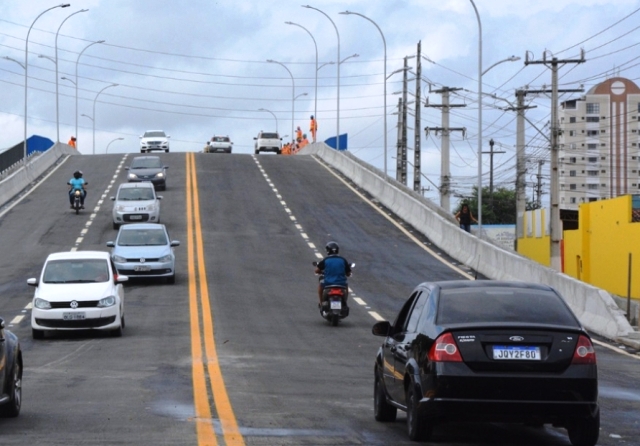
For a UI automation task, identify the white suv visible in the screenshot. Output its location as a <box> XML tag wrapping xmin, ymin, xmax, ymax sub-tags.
<box><xmin>140</xmin><ymin>130</ymin><xmax>170</xmax><ymax>153</ymax></box>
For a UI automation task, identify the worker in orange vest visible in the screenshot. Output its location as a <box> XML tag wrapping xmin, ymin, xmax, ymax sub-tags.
<box><xmin>298</xmin><ymin>134</ymin><xmax>309</xmax><ymax>150</ymax></box>
<box><xmin>68</xmin><ymin>136</ymin><xmax>77</xmax><ymax>149</ymax></box>
<box><xmin>295</xmin><ymin>126</ymin><xmax>303</xmax><ymax>142</ymax></box>
<box><xmin>309</xmin><ymin>115</ymin><xmax>317</xmax><ymax>143</ymax></box>
<box><xmin>281</xmin><ymin>142</ymin><xmax>291</xmax><ymax>155</ymax></box>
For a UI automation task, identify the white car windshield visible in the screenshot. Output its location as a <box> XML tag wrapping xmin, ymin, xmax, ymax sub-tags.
<box><xmin>144</xmin><ymin>131</ymin><xmax>166</xmax><ymax>138</ymax></box>
<box><xmin>43</xmin><ymin>259</ymin><xmax>110</xmax><ymax>284</ymax></box>
<box><xmin>131</xmin><ymin>158</ymin><xmax>162</xmax><ymax>169</ymax></box>
<box><xmin>260</xmin><ymin>133</ymin><xmax>279</xmax><ymax>139</ymax></box>
<box><xmin>117</xmin><ymin>188</ymin><xmax>155</xmax><ymax>201</ymax></box>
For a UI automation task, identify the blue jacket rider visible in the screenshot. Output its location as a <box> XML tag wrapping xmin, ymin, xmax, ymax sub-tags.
<box><xmin>68</xmin><ymin>170</ymin><xmax>88</xmax><ymax>208</ymax></box>
<box><xmin>315</xmin><ymin>241</ymin><xmax>352</xmax><ymax>308</ymax></box>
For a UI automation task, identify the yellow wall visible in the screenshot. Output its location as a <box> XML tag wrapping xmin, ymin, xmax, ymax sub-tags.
<box><xmin>568</xmin><ymin>195</ymin><xmax>640</xmax><ymax>298</ymax></box>
<box><xmin>517</xmin><ymin>209</ymin><xmax>550</xmax><ymax>266</ymax></box>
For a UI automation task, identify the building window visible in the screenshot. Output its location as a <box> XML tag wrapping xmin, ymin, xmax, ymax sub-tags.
<box><xmin>569</xmin><ymin>117</ymin><xmax>576</xmax><ymax>123</ymax></box>
<box><xmin>587</xmin><ymin>143</ymin><xmax>597</xmax><ymax>150</ymax></box>
<box><xmin>588</xmin><ymin>157</ymin><xmax>598</xmax><ymax>163</ymax></box>
<box><xmin>588</xmin><ymin>184</ymin><xmax>599</xmax><ymax>190</ymax></box>
<box><xmin>588</xmin><ymin>197</ymin><xmax>598</xmax><ymax>202</ymax></box>
<box><xmin>570</xmin><ymin>197</ymin><xmax>576</xmax><ymax>204</ymax></box>
<box><xmin>570</xmin><ymin>170</ymin><xmax>577</xmax><ymax>177</ymax></box>
<box><xmin>586</xmin><ymin>103</ymin><xmax>600</xmax><ymax>114</ymax></box>
<box><xmin>570</xmin><ymin>157</ymin><xmax>577</xmax><ymax>163</ymax></box>
<box><xmin>569</xmin><ymin>143</ymin><xmax>577</xmax><ymax>149</ymax></box>
<box><xmin>601</xmin><ymin>170</ymin><xmax>606</xmax><ymax>173</ymax></box>
<box><xmin>587</xmin><ymin>130</ymin><xmax>599</xmax><ymax>137</ymax></box>
<box><xmin>587</xmin><ymin>170</ymin><xmax>598</xmax><ymax>176</ymax></box>
<box><xmin>570</xmin><ymin>184</ymin><xmax>577</xmax><ymax>190</ymax></box>
<box><xmin>569</xmin><ymin>130</ymin><xmax>576</xmax><ymax>137</ymax></box>
<box><xmin>586</xmin><ymin>116</ymin><xmax>600</xmax><ymax>123</ymax></box>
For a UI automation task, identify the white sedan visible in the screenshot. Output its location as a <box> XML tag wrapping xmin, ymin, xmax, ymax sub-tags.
<box><xmin>27</xmin><ymin>251</ymin><xmax>128</xmax><ymax>339</ymax></box>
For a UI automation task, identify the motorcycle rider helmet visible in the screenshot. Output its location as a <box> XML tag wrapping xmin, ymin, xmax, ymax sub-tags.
<box><xmin>325</xmin><ymin>241</ymin><xmax>339</xmax><ymax>255</ymax></box>
<box><xmin>73</xmin><ymin>170</ymin><xmax>83</xmax><ymax>179</ymax></box>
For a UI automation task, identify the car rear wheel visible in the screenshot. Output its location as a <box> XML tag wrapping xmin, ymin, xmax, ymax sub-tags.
<box><xmin>374</xmin><ymin>375</ymin><xmax>397</xmax><ymax>422</ymax></box>
<box><xmin>406</xmin><ymin>384</ymin><xmax>431</xmax><ymax>441</ymax></box>
<box><xmin>567</xmin><ymin>409</ymin><xmax>600</xmax><ymax>446</ymax></box>
<box><xmin>0</xmin><ymin>360</ymin><xmax>22</xmax><ymax>417</ymax></box>
<box><xmin>32</xmin><ymin>328</ymin><xmax>44</xmax><ymax>340</ymax></box>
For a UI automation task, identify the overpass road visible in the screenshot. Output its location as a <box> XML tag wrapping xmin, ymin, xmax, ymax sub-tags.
<box><xmin>0</xmin><ymin>153</ymin><xmax>638</xmax><ymax>445</ymax></box>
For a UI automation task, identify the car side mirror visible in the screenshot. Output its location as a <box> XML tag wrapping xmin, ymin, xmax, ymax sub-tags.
<box><xmin>170</xmin><ymin>240</ymin><xmax>180</xmax><ymax>247</ymax></box>
<box><xmin>106</xmin><ymin>241</ymin><xmax>115</xmax><ymax>247</ymax></box>
<box><xmin>27</xmin><ymin>278</ymin><xmax>38</xmax><ymax>287</ymax></box>
<box><xmin>253</xmin><ymin>137</ymin><xmax>257</xmax><ymax>140</ymax></box>
<box><xmin>157</xmin><ymin>195</ymin><xmax>163</xmax><ymax>200</ymax></box>
<box><xmin>110</xmin><ymin>196</ymin><xmax>115</xmax><ymax>201</ymax></box>
<box><xmin>167</xmin><ymin>135</ymin><xmax>171</xmax><ymax>138</ymax></box>
<box><xmin>0</xmin><ymin>317</ymin><xmax>5</xmax><ymax>330</ymax></box>
<box><xmin>163</xmin><ymin>166</ymin><xmax>169</xmax><ymax>169</ymax></box>
<box><xmin>372</xmin><ymin>321</ymin><xmax>391</xmax><ymax>337</ymax></box>
<box><xmin>139</xmin><ymin>136</ymin><xmax>143</xmax><ymax>139</ymax></box>
<box><xmin>124</xmin><ymin>166</ymin><xmax>130</xmax><ymax>170</ymax></box>
<box><xmin>116</xmin><ymin>275</ymin><xmax>129</xmax><ymax>283</ymax></box>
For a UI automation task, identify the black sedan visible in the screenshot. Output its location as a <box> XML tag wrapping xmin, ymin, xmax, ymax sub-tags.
<box><xmin>372</xmin><ymin>280</ymin><xmax>599</xmax><ymax>446</ymax></box>
<box><xmin>125</xmin><ymin>156</ymin><xmax>168</xmax><ymax>191</ymax></box>
<box><xmin>0</xmin><ymin>317</ymin><xmax>22</xmax><ymax>417</ymax></box>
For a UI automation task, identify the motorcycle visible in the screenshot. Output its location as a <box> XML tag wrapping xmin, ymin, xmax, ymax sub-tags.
<box><xmin>312</xmin><ymin>261</ymin><xmax>355</xmax><ymax>326</ymax></box>
<box><xmin>71</xmin><ymin>189</ymin><xmax>83</xmax><ymax>214</ymax></box>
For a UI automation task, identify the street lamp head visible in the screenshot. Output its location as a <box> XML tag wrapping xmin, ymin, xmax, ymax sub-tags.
<box><xmin>339</xmin><ymin>11</ymin><xmax>352</xmax><ymax>15</ymax></box>
<box><xmin>79</xmin><ymin>9</ymin><xmax>89</xmax><ymax>12</ymax></box>
<box><xmin>60</xmin><ymin>4</ymin><xmax>70</xmax><ymax>7</ymax></box>
<box><xmin>508</xmin><ymin>55</ymin><xmax>521</xmax><ymax>62</ymax></box>
<box><xmin>96</xmin><ymin>40</ymin><xmax>106</xmax><ymax>44</ymax></box>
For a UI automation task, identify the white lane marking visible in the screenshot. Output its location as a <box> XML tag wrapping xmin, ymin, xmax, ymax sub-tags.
<box><xmin>308</xmin><ymin>242</ymin><xmax>316</xmax><ymax>249</ymax></box>
<box><xmin>312</xmin><ymin>156</ymin><xmax>474</xmax><ymax>280</ymax></box>
<box><xmin>70</xmin><ymin>247</ymin><xmax>78</xmax><ymax>252</ymax></box>
<box><xmin>353</xmin><ymin>297</ymin><xmax>367</xmax><ymax>306</ymax></box>
<box><xmin>85</xmin><ymin>221</ymin><xmax>92</xmax><ymax>227</ymax></box>
<box><xmin>25</xmin><ymin>303</ymin><xmax>32</xmax><ymax>310</ymax></box>
<box><xmin>369</xmin><ymin>311</ymin><xmax>385</xmax><ymax>321</ymax></box>
<box><xmin>315</xmin><ymin>253</ymin><xmax>324</xmax><ymax>259</ymax></box>
<box><xmin>300</xmin><ymin>233</ymin><xmax>308</xmax><ymax>240</ymax></box>
<box><xmin>593</xmin><ymin>339</ymin><xmax>640</xmax><ymax>360</ymax></box>
<box><xmin>10</xmin><ymin>315</ymin><xmax>24</xmax><ymax>325</ymax></box>
<box><xmin>81</xmin><ymin>229</ymin><xmax>88</xmax><ymax>235</ymax></box>
<box><xmin>290</xmin><ymin>216</ymin><xmax>296</xmax><ymax>221</ymax></box>
<box><xmin>295</xmin><ymin>224</ymin><xmax>303</xmax><ymax>230</ymax></box>
<box><xmin>280</xmin><ymin>201</ymin><xmax>287</xmax><ymax>206</ymax></box>
<box><xmin>0</xmin><ymin>155</ymin><xmax>72</xmax><ymax>219</ymax></box>
<box><xmin>75</xmin><ymin>237</ymin><xmax>83</xmax><ymax>244</ymax></box>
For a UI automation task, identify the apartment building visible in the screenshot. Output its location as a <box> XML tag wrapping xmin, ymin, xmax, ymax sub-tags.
<box><xmin>558</xmin><ymin>77</ymin><xmax>640</xmax><ymax>209</ymax></box>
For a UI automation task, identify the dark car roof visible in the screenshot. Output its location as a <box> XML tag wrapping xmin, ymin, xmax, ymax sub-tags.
<box><xmin>428</xmin><ymin>280</ymin><xmax>554</xmax><ymax>292</ymax></box>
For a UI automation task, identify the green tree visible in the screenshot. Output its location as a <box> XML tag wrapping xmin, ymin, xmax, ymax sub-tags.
<box><xmin>455</xmin><ymin>186</ymin><xmax>517</xmax><ymax>224</ymax></box>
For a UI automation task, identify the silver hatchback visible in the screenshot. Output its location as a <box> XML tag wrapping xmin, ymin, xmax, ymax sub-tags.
<box><xmin>111</xmin><ymin>182</ymin><xmax>161</xmax><ymax>230</ymax></box>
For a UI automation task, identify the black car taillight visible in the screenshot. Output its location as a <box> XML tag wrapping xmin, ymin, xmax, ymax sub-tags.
<box><xmin>428</xmin><ymin>332</ymin><xmax>463</xmax><ymax>362</ymax></box>
<box><xmin>571</xmin><ymin>335</ymin><xmax>596</xmax><ymax>364</ymax></box>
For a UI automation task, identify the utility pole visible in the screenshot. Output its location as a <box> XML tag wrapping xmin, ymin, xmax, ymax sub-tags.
<box><xmin>395</xmin><ymin>97</ymin><xmax>404</xmax><ymax>183</ymax></box>
<box><xmin>536</xmin><ymin>160</ymin><xmax>545</xmax><ymax>208</ymax></box>
<box><xmin>525</xmin><ymin>50</ymin><xmax>585</xmax><ymax>271</ymax></box>
<box><xmin>425</xmin><ymin>87</ymin><xmax>466</xmax><ymax>212</ymax></box>
<box><xmin>397</xmin><ymin>56</ymin><xmax>410</xmax><ymax>185</ymax></box>
<box><xmin>414</xmin><ymin>41</ymin><xmax>422</xmax><ymax>193</ymax></box>
<box><xmin>484</xmin><ymin>138</ymin><xmax>506</xmax><ymax>208</ymax></box>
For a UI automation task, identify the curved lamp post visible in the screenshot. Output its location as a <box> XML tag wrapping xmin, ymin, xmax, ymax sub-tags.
<box><xmin>105</xmin><ymin>137</ymin><xmax>124</xmax><ymax>154</ymax></box>
<box><xmin>71</xmin><ymin>40</ymin><xmax>105</xmax><ymax>151</ymax></box>
<box><xmin>24</xmin><ymin>3</ymin><xmax>70</xmax><ymax>165</ymax></box>
<box><xmin>55</xmin><ymin>9</ymin><xmax>88</xmax><ymax>143</ymax></box>
<box><xmin>91</xmin><ymin>83</ymin><xmax>118</xmax><ymax>155</ymax></box>
<box><xmin>340</xmin><ymin>10</ymin><xmax>387</xmax><ymax>175</ymax></box>
<box><xmin>302</xmin><ymin>5</ymin><xmax>341</xmax><ymax>150</ymax></box>
<box><xmin>258</xmin><ymin>108</ymin><xmax>278</xmax><ymax>133</ymax></box>
<box><xmin>267</xmin><ymin>59</ymin><xmax>295</xmax><ymax>144</ymax></box>
<box><xmin>285</xmin><ymin>21</ymin><xmax>318</xmax><ymax>124</ymax></box>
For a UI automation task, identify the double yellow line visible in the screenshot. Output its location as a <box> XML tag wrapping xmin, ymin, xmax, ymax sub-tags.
<box><xmin>186</xmin><ymin>152</ymin><xmax>244</xmax><ymax>446</ymax></box>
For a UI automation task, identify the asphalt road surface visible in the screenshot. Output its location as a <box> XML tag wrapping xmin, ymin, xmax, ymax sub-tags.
<box><xmin>0</xmin><ymin>152</ymin><xmax>638</xmax><ymax>445</ymax></box>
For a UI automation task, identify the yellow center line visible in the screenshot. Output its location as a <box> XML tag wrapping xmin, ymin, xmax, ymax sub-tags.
<box><xmin>187</xmin><ymin>153</ymin><xmax>217</xmax><ymax>445</ymax></box>
<box><xmin>188</xmin><ymin>152</ymin><xmax>245</xmax><ymax>446</ymax></box>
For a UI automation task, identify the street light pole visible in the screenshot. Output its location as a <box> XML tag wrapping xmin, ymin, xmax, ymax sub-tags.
<box><xmin>285</xmin><ymin>22</ymin><xmax>318</xmax><ymax>126</ymax></box>
<box><xmin>258</xmin><ymin>108</ymin><xmax>278</xmax><ymax>133</ymax></box>
<box><xmin>303</xmin><ymin>5</ymin><xmax>340</xmax><ymax>150</ymax></box>
<box><xmin>91</xmin><ymin>83</ymin><xmax>118</xmax><ymax>155</ymax></box>
<box><xmin>340</xmin><ymin>11</ymin><xmax>387</xmax><ymax>175</ymax></box>
<box><xmin>73</xmin><ymin>40</ymin><xmax>105</xmax><ymax>151</ymax></box>
<box><xmin>24</xmin><ymin>3</ymin><xmax>70</xmax><ymax>166</ymax></box>
<box><xmin>55</xmin><ymin>9</ymin><xmax>88</xmax><ymax>143</ymax></box>
<box><xmin>267</xmin><ymin>60</ymin><xmax>294</xmax><ymax>145</ymax></box>
<box><xmin>105</xmin><ymin>137</ymin><xmax>124</xmax><ymax>154</ymax></box>
<box><xmin>470</xmin><ymin>0</ymin><xmax>483</xmax><ymax>235</ymax></box>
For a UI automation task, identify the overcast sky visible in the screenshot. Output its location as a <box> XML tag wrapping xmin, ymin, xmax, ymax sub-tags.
<box><xmin>1</xmin><ymin>0</ymin><xmax>639</xmax><ymax>203</ymax></box>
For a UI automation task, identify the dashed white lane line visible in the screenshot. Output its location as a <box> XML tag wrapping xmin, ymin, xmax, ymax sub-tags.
<box><xmin>353</xmin><ymin>297</ymin><xmax>367</xmax><ymax>306</ymax></box>
<box><xmin>369</xmin><ymin>312</ymin><xmax>385</xmax><ymax>321</ymax></box>
<box><xmin>10</xmin><ymin>315</ymin><xmax>24</xmax><ymax>325</ymax></box>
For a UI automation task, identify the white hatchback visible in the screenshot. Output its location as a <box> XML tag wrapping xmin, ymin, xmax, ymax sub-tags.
<box><xmin>27</xmin><ymin>251</ymin><xmax>128</xmax><ymax>339</ymax></box>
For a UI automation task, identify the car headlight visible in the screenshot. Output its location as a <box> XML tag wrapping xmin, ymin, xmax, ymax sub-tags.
<box><xmin>98</xmin><ymin>296</ymin><xmax>117</xmax><ymax>308</ymax></box>
<box><xmin>116</xmin><ymin>205</ymin><xmax>126</xmax><ymax>211</ymax></box>
<box><xmin>159</xmin><ymin>254</ymin><xmax>172</xmax><ymax>262</ymax></box>
<box><xmin>113</xmin><ymin>255</ymin><xmax>126</xmax><ymax>263</ymax></box>
<box><xmin>128</xmin><ymin>173</ymin><xmax>138</xmax><ymax>180</ymax></box>
<box><xmin>34</xmin><ymin>298</ymin><xmax>52</xmax><ymax>309</ymax></box>
<box><xmin>155</xmin><ymin>172</ymin><xmax>164</xmax><ymax>178</ymax></box>
<box><xmin>146</xmin><ymin>203</ymin><xmax>157</xmax><ymax>211</ymax></box>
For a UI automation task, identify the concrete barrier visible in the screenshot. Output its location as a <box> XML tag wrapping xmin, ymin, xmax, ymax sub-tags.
<box><xmin>299</xmin><ymin>143</ymin><xmax>635</xmax><ymax>341</ymax></box>
<box><xmin>0</xmin><ymin>143</ymin><xmax>78</xmax><ymax>209</ymax></box>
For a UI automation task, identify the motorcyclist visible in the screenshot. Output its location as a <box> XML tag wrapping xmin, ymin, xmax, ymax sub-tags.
<box><xmin>315</xmin><ymin>241</ymin><xmax>352</xmax><ymax>309</ymax></box>
<box><xmin>67</xmin><ymin>170</ymin><xmax>88</xmax><ymax>209</ymax></box>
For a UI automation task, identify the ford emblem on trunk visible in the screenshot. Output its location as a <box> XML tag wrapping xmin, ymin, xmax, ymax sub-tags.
<box><xmin>70</xmin><ymin>300</ymin><xmax>79</xmax><ymax>309</ymax></box>
<box><xmin>509</xmin><ymin>336</ymin><xmax>524</xmax><ymax>341</ymax></box>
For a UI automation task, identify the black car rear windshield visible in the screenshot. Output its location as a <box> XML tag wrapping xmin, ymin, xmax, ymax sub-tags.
<box><xmin>437</xmin><ymin>287</ymin><xmax>579</xmax><ymax>327</ymax></box>
<box><xmin>260</xmin><ymin>133</ymin><xmax>279</xmax><ymax>139</ymax></box>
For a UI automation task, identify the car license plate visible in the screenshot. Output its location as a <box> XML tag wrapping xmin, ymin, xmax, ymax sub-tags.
<box><xmin>129</xmin><ymin>215</ymin><xmax>143</xmax><ymax>220</ymax></box>
<box><xmin>63</xmin><ymin>312</ymin><xmax>86</xmax><ymax>321</ymax></box>
<box><xmin>134</xmin><ymin>265</ymin><xmax>151</xmax><ymax>272</ymax></box>
<box><xmin>493</xmin><ymin>345</ymin><xmax>541</xmax><ymax>360</ymax></box>
<box><xmin>330</xmin><ymin>300</ymin><xmax>342</xmax><ymax>310</ymax></box>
